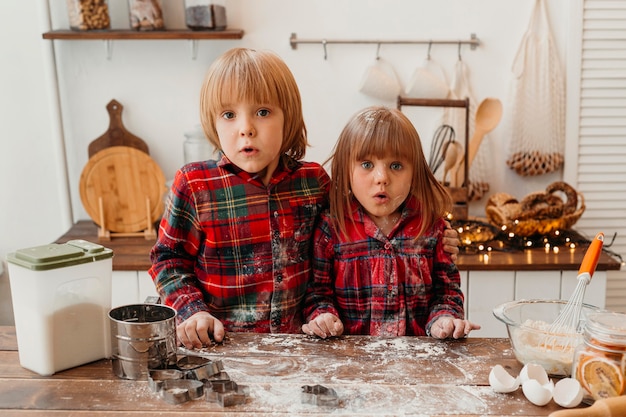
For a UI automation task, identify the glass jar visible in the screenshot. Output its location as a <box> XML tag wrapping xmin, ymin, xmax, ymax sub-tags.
<box><xmin>66</xmin><ymin>0</ymin><xmax>110</xmax><ymax>31</ymax></box>
<box><xmin>184</xmin><ymin>0</ymin><xmax>227</xmax><ymax>31</ymax></box>
<box><xmin>128</xmin><ymin>0</ymin><xmax>165</xmax><ymax>31</ymax></box>
<box><xmin>183</xmin><ymin>125</ymin><xmax>215</xmax><ymax>164</ymax></box>
<box><xmin>572</xmin><ymin>311</ymin><xmax>626</xmax><ymax>404</ymax></box>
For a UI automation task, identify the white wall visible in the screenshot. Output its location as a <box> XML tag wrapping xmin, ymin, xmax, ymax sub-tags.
<box><xmin>0</xmin><ymin>2</ymin><xmax>72</xmax><ymax>273</ymax></box>
<box><xmin>1</xmin><ymin>0</ymin><xmax>570</xmax><ymax>266</ymax></box>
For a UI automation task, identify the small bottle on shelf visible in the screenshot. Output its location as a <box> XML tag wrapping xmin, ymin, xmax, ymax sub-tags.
<box><xmin>66</xmin><ymin>0</ymin><xmax>111</xmax><ymax>31</ymax></box>
<box><xmin>184</xmin><ymin>0</ymin><xmax>227</xmax><ymax>31</ymax></box>
<box><xmin>128</xmin><ymin>0</ymin><xmax>165</xmax><ymax>31</ymax></box>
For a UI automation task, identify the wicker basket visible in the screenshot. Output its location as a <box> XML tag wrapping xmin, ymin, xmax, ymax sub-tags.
<box><xmin>487</xmin><ymin>193</ymin><xmax>585</xmax><ymax>237</ymax></box>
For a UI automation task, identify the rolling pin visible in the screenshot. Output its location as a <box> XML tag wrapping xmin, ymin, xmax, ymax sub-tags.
<box><xmin>549</xmin><ymin>396</ymin><xmax>626</xmax><ymax>417</ymax></box>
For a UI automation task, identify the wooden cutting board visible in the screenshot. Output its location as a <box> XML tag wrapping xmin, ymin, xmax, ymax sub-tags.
<box><xmin>79</xmin><ymin>146</ymin><xmax>166</xmax><ymax>233</ymax></box>
<box><xmin>88</xmin><ymin>99</ymin><xmax>149</xmax><ymax>158</ymax></box>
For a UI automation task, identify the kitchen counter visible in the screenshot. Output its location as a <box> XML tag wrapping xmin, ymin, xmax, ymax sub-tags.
<box><xmin>0</xmin><ymin>325</ymin><xmax>579</xmax><ymax>415</ymax></box>
<box><xmin>55</xmin><ymin>221</ymin><xmax>621</xmax><ymax>272</ymax></box>
<box><xmin>54</xmin><ymin>222</ymin><xmax>619</xmax><ymax>338</ymax></box>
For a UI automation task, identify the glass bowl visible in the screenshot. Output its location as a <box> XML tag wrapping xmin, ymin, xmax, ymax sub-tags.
<box><xmin>493</xmin><ymin>299</ymin><xmax>603</xmax><ymax>376</ymax></box>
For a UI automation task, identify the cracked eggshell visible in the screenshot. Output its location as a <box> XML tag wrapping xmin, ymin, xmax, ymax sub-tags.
<box><xmin>489</xmin><ymin>364</ymin><xmax>520</xmax><ymax>393</ymax></box>
<box><xmin>522</xmin><ymin>378</ymin><xmax>554</xmax><ymax>406</ymax></box>
<box><xmin>552</xmin><ymin>378</ymin><xmax>584</xmax><ymax>408</ymax></box>
<box><xmin>519</xmin><ymin>362</ymin><xmax>550</xmax><ymax>385</ymax></box>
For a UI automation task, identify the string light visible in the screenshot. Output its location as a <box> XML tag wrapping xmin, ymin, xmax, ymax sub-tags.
<box><xmin>450</xmin><ymin>219</ymin><xmax>623</xmax><ymax>265</ymax></box>
<box><xmin>451</xmin><ymin>219</ymin><xmax>609</xmax><ymax>258</ymax></box>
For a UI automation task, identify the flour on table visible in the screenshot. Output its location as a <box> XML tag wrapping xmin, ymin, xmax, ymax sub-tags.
<box><xmin>361</xmin><ymin>338</ymin><xmax>446</xmax><ymax>358</ymax></box>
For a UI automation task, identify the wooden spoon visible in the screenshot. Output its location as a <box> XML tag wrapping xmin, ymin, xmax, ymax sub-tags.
<box><xmin>442</xmin><ymin>141</ymin><xmax>463</xmax><ymax>186</ymax></box>
<box><xmin>467</xmin><ymin>97</ymin><xmax>503</xmax><ymax>167</ymax></box>
<box><xmin>453</xmin><ymin>97</ymin><xmax>503</xmax><ymax>186</ymax></box>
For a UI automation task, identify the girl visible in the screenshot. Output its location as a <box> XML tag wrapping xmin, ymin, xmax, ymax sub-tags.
<box><xmin>302</xmin><ymin>106</ymin><xmax>480</xmax><ymax>339</ymax></box>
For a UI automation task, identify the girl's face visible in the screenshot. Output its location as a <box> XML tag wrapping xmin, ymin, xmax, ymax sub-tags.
<box><xmin>350</xmin><ymin>155</ymin><xmax>413</xmax><ymax>232</ymax></box>
<box><xmin>216</xmin><ymin>101</ymin><xmax>284</xmax><ymax>185</ymax></box>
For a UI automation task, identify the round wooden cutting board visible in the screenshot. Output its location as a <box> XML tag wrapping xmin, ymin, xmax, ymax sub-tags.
<box><xmin>79</xmin><ymin>146</ymin><xmax>166</xmax><ymax>233</ymax></box>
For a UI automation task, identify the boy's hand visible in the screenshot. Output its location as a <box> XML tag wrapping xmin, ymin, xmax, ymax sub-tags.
<box><xmin>177</xmin><ymin>311</ymin><xmax>225</xmax><ymax>349</ymax></box>
<box><xmin>302</xmin><ymin>313</ymin><xmax>344</xmax><ymax>339</ymax></box>
<box><xmin>429</xmin><ymin>316</ymin><xmax>481</xmax><ymax>339</ymax></box>
<box><xmin>442</xmin><ymin>220</ymin><xmax>460</xmax><ymax>262</ymax></box>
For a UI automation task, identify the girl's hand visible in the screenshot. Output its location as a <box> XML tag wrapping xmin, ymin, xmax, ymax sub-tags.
<box><xmin>443</xmin><ymin>220</ymin><xmax>460</xmax><ymax>262</ymax></box>
<box><xmin>302</xmin><ymin>313</ymin><xmax>344</xmax><ymax>339</ymax></box>
<box><xmin>430</xmin><ymin>316</ymin><xmax>481</xmax><ymax>339</ymax></box>
<box><xmin>177</xmin><ymin>311</ymin><xmax>225</xmax><ymax>349</ymax></box>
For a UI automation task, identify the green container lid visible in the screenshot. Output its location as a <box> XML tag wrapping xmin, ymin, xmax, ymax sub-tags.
<box><xmin>7</xmin><ymin>239</ymin><xmax>113</xmax><ymax>271</ymax></box>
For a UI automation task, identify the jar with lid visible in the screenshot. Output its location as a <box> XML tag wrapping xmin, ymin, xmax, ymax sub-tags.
<box><xmin>128</xmin><ymin>0</ymin><xmax>165</xmax><ymax>31</ymax></box>
<box><xmin>184</xmin><ymin>125</ymin><xmax>216</xmax><ymax>165</ymax></box>
<box><xmin>184</xmin><ymin>0</ymin><xmax>227</xmax><ymax>31</ymax></box>
<box><xmin>66</xmin><ymin>0</ymin><xmax>110</xmax><ymax>31</ymax></box>
<box><xmin>572</xmin><ymin>311</ymin><xmax>626</xmax><ymax>404</ymax></box>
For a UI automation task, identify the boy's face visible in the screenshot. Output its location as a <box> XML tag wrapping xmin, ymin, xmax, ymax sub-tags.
<box><xmin>215</xmin><ymin>101</ymin><xmax>284</xmax><ymax>185</ymax></box>
<box><xmin>350</xmin><ymin>155</ymin><xmax>413</xmax><ymax>228</ymax></box>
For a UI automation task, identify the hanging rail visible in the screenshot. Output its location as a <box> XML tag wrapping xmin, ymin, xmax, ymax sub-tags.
<box><xmin>289</xmin><ymin>32</ymin><xmax>480</xmax><ymax>60</ymax></box>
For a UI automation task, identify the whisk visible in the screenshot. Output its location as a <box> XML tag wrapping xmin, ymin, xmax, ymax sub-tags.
<box><xmin>544</xmin><ymin>232</ymin><xmax>604</xmax><ymax>350</ymax></box>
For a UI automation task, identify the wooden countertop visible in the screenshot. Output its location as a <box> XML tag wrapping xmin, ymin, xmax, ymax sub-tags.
<box><xmin>0</xmin><ymin>326</ymin><xmax>584</xmax><ymax>415</ymax></box>
<box><xmin>55</xmin><ymin>221</ymin><xmax>622</xmax><ymax>272</ymax></box>
<box><xmin>55</xmin><ymin>220</ymin><xmax>156</xmax><ymax>271</ymax></box>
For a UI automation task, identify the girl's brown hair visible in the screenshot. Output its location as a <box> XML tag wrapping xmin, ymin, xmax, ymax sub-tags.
<box><xmin>328</xmin><ymin>106</ymin><xmax>452</xmax><ymax>239</ymax></box>
<box><xmin>200</xmin><ymin>48</ymin><xmax>308</xmax><ymax>160</ymax></box>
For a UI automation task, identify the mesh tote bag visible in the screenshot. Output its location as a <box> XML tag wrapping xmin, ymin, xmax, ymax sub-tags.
<box><xmin>441</xmin><ymin>58</ymin><xmax>491</xmax><ymax>201</ymax></box>
<box><xmin>506</xmin><ymin>0</ymin><xmax>565</xmax><ymax>176</ymax></box>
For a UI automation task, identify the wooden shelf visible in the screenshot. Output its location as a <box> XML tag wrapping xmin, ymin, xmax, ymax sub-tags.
<box><xmin>42</xmin><ymin>29</ymin><xmax>244</xmax><ymax>40</ymax></box>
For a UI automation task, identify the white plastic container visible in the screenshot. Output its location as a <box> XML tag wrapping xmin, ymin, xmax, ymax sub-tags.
<box><xmin>6</xmin><ymin>239</ymin><xmax>113</xmax><ymax>376</ymax></box>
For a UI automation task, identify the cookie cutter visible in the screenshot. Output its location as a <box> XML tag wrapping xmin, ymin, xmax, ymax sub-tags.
<box><xmin>148</xmin><ymin>369</ymin><xmax>184</xmax><ymax>392</ymax></box>
<box><xmin>161</xmin><ymin>379</ymin><xmax>204</xmax><ymax>405</ymax></box>
<box><xmin>301</xmin><ymin>384</ymin><xmax>339</xmax><ymax>407</ymax></box>
<box><xmin>206</xmin><ymin>379</ymin><xmax>250</xmax><ymax>407</ymax></box>
<box><xmin>147</xmin><ymin>355</ymin><xmax>249</xmax><ymax>407</ymax></box>
<box><xmin>177</xmin><ymin>356</ymin><xmax>225</xmax><ymax>381</ymax></box>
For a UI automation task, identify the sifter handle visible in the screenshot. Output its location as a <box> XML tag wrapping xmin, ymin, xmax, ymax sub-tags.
<box><xmin>549</xmin><ymin>395</ymin><xmax>626</xmax><ymax>417</ymax></box>
<box><xmin>578</xmin><ymin>232</ymin><xmax>604</xmax><ymax>278</ymax></box>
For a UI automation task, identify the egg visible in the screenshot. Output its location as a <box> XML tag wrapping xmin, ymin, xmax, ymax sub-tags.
<box><xmin>489</xmin><ymin>364</ymin><xmax>520</xmax><ymax>393</ymax></box>
<box><xmin>519</xmin><ymin>363</ymin><xmax>554</xmax><ymax>406</ymax></box>
<box><xmin>552</xmin><ymin>378</ymin><xmax>584</xmax><ymax>408</ymax></box>
<box><xmin>522</xmin><ymin>378</ymin><xmax>554</xmax><ymax>406</ymax></box>
<box><xmin>519</xmin><ymin>362</ymin><xmax>550</xmax><ymax>385</ymax></box>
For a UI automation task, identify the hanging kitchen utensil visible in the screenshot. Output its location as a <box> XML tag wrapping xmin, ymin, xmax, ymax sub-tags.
<box><xmin>428</xmin><ymin>124</ymin><xmax>455</xmax><ymax>175</ymax></box>
<box><xmin>452</xmin><ymin>97</ymin><xmax>503</xmax><ymax>186</ymax></box>
<box><xmin>406</xmin><ymin>59</ymin><xmax>449</xmax><ymax>98</ymax></box>
<box><xmin>88</xmin><ymin>99</ymin><xmax>149</xmax><ymax>158</ymax></box>
<box><xmin>442</xmin><ymin>140</ymin><xmax>463</xmax><ymax>186</ymax></box>
<box><xmin>507</xmin><ymin>0</ymin><xmax>565</xmax><ymax>176</ymax></box>
<box><xmin>405</xmin><ymin>44</ymin><xmax>450</xmax><ymax>99</ymax></box>
<box><xmin>439</xmin><ymin>57</ymin><xmax>491</xmax><ymax>200</ymax></box>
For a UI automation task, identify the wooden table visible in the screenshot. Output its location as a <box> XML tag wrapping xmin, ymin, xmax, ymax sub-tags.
<box><xmin>0</xmin><ymin>326</ymin><xmax>579</xmax><ymax>416</ymax></box>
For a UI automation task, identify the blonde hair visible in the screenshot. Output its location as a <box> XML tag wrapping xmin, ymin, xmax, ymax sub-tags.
<box><xmin>200</xmin><ymin>48</ymin><xmax>308</xmax><ymax>160</ymax></box>
<box><xmin>328</xmin><ymin>106</ymin><xmax>452</xmax><ymax>238</ymax></box>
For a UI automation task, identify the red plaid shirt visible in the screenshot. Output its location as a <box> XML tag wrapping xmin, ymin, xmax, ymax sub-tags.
<box><xmin>303</xmin><ymin>197</ymin><xmax>464</xmax><ymax>336</ymax></box>
<box><xmin>150</xmin><ymin>155</ymin><xmax>330</xmax><ymax>333</ymax></box>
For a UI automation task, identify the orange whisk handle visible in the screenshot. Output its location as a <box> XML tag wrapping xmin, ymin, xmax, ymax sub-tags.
<box><xmin>578</xmin><ymin>232</ymin><xmax>604</xmax><ymax>277</ymax></box>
